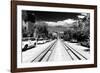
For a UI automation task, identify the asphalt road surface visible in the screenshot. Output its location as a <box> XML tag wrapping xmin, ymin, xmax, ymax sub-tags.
<box><xmin>22</xmin><ymin>38</ymin><xmax>90</xmax><ymax>62</ymax></box>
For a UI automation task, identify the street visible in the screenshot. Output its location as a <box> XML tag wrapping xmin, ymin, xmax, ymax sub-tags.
<box><xmin>22</xmin><ymin>38</ymin><xmax>90</xmax><ymax>63</ymax></box>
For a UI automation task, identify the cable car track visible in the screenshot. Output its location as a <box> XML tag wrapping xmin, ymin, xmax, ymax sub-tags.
<box><xmin>30</xmin><ymin>39</ymin><xmax>88</xmax><ymax>62</ymax></box>
<box><xmin>31</xmin><ymin>40</ymin><xmax>57</xmax><ymax>62</ymax></box>
<box><xmin>62</xmin><ymin>43</ymin><xmax>74</xmax><ymax>60</ymax></box>
<box><xmin>62</xmin><ymin>41</ymin><xmax>87</xmax><ymax>60</ymax></box>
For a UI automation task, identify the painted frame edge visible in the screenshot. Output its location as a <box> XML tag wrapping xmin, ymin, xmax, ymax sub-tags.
<box><xmin>11</xmin><ymin>1</ymin><xmax>97</xmax><ymax>72</ymax></box>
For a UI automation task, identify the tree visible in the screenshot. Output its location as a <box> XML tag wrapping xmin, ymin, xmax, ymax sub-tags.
<box><xmin>22</xmin><ymin>11</ymin><xmax>36</xmax><ymax>38</ymax></box>
<box><xmin>34</xmin><ymin>21</ymin><xmax>49</xmax><ymax>39</ymax></box>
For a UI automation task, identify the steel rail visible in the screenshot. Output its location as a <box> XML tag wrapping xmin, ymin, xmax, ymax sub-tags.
<box><xmin>31</xmin><ymin>40</ymin><xmax>57</xmax><ymax>62</ymax></box>
<box><xmin>62</xmin><ymin>42</ymin><xmax>74</xmax><ymax>60</ymax></box>
<box><xmin>63</xmin><ymin>42</ymin><xmax>87</xmax><ymax>60</ymax></box>
<box><xmin>46</xmin><ymin>41</ymin><xmax>57</xmax><ymax>61</ymax></box>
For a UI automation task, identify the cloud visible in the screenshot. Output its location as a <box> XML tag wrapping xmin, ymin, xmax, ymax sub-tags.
<box><xmin>77</xmin><ymin>15</ymin><xmax>85</xmax><ymax>19</ymax></box>
<box><xmin>45</xmin><ymin>22</ymin><xmax>57</xmax><ymax>26</ymax></box>
<box><xmin>63</xmin><ymin>19</ymin><xmax>76</xmax><ymax>24</ymax></box>
<box><xmin>45</xmin><ymin>19</ymin><xmax>77</xmax><ymax>27</ymax></box>
<box><xmin>56</xmin><ymin>21</ymin><xmax>65</xmax><ymax>26</ymax></box>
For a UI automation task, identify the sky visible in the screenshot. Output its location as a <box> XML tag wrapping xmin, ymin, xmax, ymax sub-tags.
<box><xmin>24</xmin><ymin>10</ymin><xmax>82</xmax><ymax>27</ymax></box>
<box><xmin>23</xmin><ymin>10</ymin><xmax>82</xmax><ymax>21</ymax></box>
<box><xmin>45</xmin><ymin>19</ymin><xmax>77</xmax><ymax>26</ymax></box>
<box><xmin>22</xmin><ymin>10</ymin><xmax>88</xmax><ymax>32</ymax></box>
<box><xmin>33</xmin><ymin>11</ymin><xmax>81</xmax><ymax>22</ymax></box>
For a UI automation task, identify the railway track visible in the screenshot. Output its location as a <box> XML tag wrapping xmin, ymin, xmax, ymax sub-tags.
<box><xmin>30</xmin><ymin>39</ymin><xmax>88</xmax><ymax>62</ymax></box>
<box><xmin>31</xmin><ymin>40</ymin><xmax>57</xmax><ymax>62</ymax></box>
<box><xmin>62</xmin><ymin>40</ymin><xmax>88</xmax><ymax>60</ymax></box>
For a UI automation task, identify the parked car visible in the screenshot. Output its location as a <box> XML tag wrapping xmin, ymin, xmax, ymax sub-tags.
<box><xmin>80</xmin><ymin>41</ymin><xmax>90</xmax><ymax>48</ymax></box>
<box><xmin>37</xmin><ymin>40</ymin><xmax>44</xmax><ymax>44</ymax></box>
<box><xmin>22</xmin><ymin>40</ymin><xmax>36</xmax><ymax>51</ymax></box>
<box><xmin>70</xmin><ymin>39</ymin><xmax>78</xmax><ymax>43</ymax></box>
